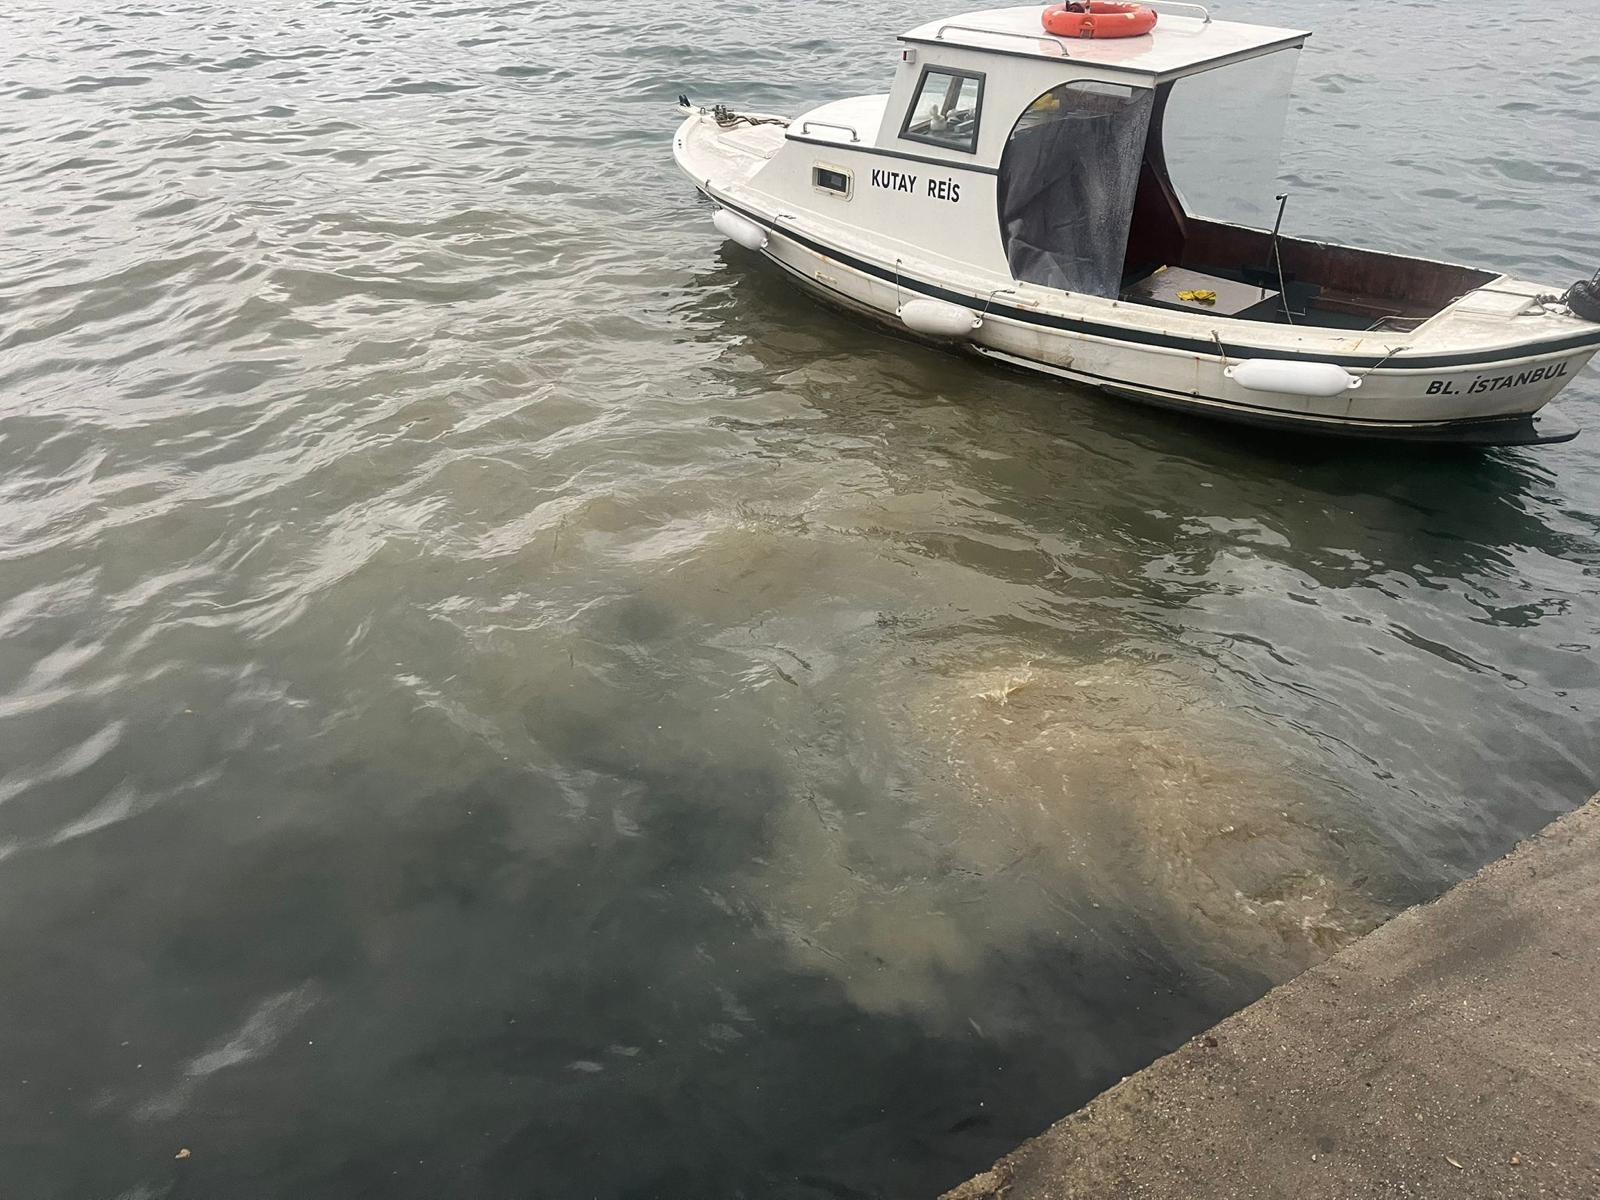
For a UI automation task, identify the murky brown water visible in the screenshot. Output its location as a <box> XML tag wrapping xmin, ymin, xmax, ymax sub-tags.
<box><xmin>1</xmin><ymin>1</ymin><xmax>1596</xmax><ymax>1197</ymax></box>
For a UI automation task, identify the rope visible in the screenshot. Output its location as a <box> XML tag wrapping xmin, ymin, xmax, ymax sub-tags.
<box><xmin>1355</xmin><ymin>342</ymin><xmax>1408</xmax><ymax>378</ymax></box>
<box><xmin>1273</xmin><ymin>238</ymin><xmax>1294</xmax><ymax>325</ymax></box>
<box><xmin>711</xmin><ymin>104</ymin><xmax>789</xmax><ymax>130</ymax></box>
<box><xmin>1534</xmin><ymin>270</ymin><xmax>1600</xmax><ymax>315</ymax></box>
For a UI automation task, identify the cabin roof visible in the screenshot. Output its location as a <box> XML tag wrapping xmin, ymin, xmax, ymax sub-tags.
<box><xmin>899</xmin><ymin>5</ymin><xmax>1309</xmax><ymax>80</ymax></box>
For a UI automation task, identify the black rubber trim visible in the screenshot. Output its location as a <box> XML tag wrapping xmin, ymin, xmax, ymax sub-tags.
<box><xmin>1091</xmin><ymin>381</ymin><xmax>1579</xmax><ymax>444</ymax></box>
<box><xmin>1008</xmin><ymin>354</ymin><xmax>1571</xmax><ymax>437</ymax></box>
<box><xmin>710</xmin><ymin>191</ymin><xmax>1600</xmax><ymax>370</ymax></box>
<box><xmin>784</xmin><ymin>134</ymin><xmax>1001</xmax><ymax>176</ymax></box>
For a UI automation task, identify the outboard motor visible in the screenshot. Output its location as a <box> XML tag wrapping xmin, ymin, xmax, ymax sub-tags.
<box><xmin>1567</xmin><ymin>270</ymin><xmax>1600</xmax><ymax>324</ymax></box>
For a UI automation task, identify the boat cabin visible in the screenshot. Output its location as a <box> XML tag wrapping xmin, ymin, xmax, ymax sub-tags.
<box><xmin>764</xmin><ymin>4</ymin><xmax>1494</xmax><ymax>328</ymax></box>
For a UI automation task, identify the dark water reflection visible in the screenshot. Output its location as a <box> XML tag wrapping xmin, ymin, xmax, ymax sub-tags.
<box><xmin>0</xmin><ymin>0</ymin><xmax>1597</xmax><ymax>1197</ymax></box>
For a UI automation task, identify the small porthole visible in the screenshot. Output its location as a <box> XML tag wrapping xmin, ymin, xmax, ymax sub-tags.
<box><xmin>813</xmin><ymin>165</ymin><xmax>852</xmax><ymax>197</ymax></box>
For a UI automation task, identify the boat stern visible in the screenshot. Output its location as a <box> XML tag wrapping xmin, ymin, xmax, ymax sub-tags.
<box><xmin>1374</xmin><ymin>278</ymin><xmax>1600</xmax><ymax>424</ymax></box>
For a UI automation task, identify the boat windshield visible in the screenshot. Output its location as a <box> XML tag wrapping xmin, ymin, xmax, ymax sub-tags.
<box><xmin>997</xmin><ymin>80</ymin><xmax>1155</xmax><ymax>297</ymax></box>
<box><xmin>1162</xmin><ymin>49</ymin><xmax>1300</xmax><ymax>230</ymax></box>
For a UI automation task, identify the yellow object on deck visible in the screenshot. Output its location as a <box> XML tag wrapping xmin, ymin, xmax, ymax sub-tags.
<box><xmin>1176</xmin><ymin>289</ymin><xmax>1218</xmax><ymax>304</ymax></box>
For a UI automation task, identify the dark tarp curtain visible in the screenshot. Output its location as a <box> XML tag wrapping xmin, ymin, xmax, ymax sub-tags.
<box><xmin>997</xmin><ymin>83</ymin><xmax>1154</xmax><ymax>297</ymax></box>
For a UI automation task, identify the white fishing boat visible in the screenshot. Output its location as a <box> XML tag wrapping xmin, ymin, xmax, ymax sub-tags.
<box><xmin>672</xmin><ymin>3</ymin><xmax>1600</xmax><ymax>444</ymax></box>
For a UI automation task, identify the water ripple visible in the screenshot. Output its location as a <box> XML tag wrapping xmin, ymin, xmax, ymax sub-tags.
<box><xmin>0</xmin><ymin>0</ymin><xmax>1595</xmax><ymax>1197</ymax></box>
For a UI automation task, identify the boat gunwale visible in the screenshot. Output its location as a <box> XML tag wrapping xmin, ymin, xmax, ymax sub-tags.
<box><xmin>752</xmin><ymin>245</ymin><xmax>1581</xmax><ymax>444</ymax></box>
<box><xmin>698</xmin><ymin>183</ymin><xmax>1600</xmax><ymax>371</ymax></box>
<box><xmin>750</xmin><ymin>242</ymin><xmax>1579</xmax><ymax>443</ymax></box>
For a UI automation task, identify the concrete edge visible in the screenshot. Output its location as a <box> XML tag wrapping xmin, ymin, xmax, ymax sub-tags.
<box><xmin>940</xmin><ymin>793</ymin><xmax>1600</xmax><ymax>1199</ymax></box>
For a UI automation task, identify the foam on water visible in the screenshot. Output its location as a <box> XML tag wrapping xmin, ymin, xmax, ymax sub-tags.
<box><xmin>757</xmin><ymin>655</ymin><xmax>1389</xmax><ymax>1029</ymax></box>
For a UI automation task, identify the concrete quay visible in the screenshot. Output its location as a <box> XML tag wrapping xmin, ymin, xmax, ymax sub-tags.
<box><xmin>943</xmin><ymin>795</ymin><xmax>1600</xmax><ymax>1200</ymax></box>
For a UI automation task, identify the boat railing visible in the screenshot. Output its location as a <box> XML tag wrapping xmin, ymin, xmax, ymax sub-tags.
<box><xmin>798</xmin><ymin>119</ymin><xmax>861</xmax><ymax>143</ymax></box>
<box><xmin>1142</xmin><ymin>1</ymin><xmax>1212</xmax><ymax>23</ymax></box>
<box><xmin>933</xmin><ymin>24</ymin><xmax>1069</xmax><ymax>54</ymax></box>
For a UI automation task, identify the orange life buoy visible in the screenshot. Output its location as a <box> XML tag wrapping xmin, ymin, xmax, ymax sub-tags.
<box><xmin>1041</xmin><ymin>1</ymin><xmax>1158</xmax><ymax>39</ymax></box>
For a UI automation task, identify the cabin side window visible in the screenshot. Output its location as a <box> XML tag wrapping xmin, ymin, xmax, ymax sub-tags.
<box><xmin>899</xmin><ymin>67</ymin><xmax>984</xmax><ymax>154</ymax></box>
<box><xmin>996</xmin><ymin>80</ymin><xmax>1154</xmax><ymax>297</ymax></box>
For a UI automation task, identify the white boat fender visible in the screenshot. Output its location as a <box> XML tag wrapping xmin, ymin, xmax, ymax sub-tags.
<box><xmin>712</xmin><ymin>208</ymin><xmax>767</xmax><ymax>252</ymax></box>
<box><xmin>898</xmin><ymin>298</ymin><xmax>982</xmax><ymax>339</ymax></box>
<box><xmin>1224</xmin><ymin>359</ymin><xmax>1361</xmax><ymax>397</ymax></box>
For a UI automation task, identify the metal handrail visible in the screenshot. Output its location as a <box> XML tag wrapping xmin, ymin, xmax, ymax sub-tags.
<box><xmin>798</xmin><ymin>119</ymin><xmax>860</xmax><ymax>143</ymax></box>
<box><xmin>933</xmin><ymin>23</ymin><xmax>1070</xmax><ymax>55</ymax></box>
<box><xmin>1142</xmin><ymin>1</ymin><xmax>1212</xmax><ymax>22</ymax></box>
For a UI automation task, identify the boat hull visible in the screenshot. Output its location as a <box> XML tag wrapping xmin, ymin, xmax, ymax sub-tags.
<box><xmin>699</xmin><ymin>188</ymin><xmax>1592</xmax><ymax>446</ymax></box>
